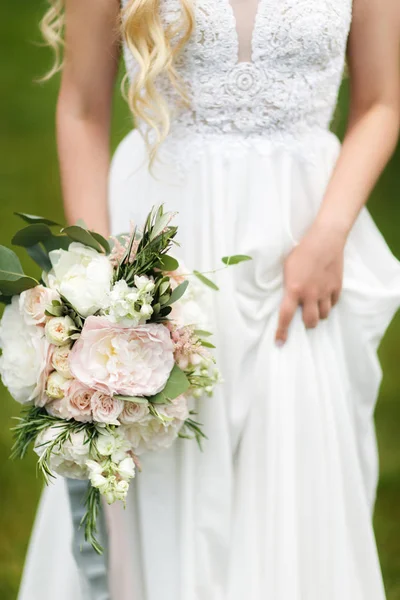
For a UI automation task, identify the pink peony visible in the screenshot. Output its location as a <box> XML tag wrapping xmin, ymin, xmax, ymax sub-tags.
<box><xmin>69</xmin><ymin>317</ymin><xmax>174</xmax><ymax>397</ymax></box>
<box><xmin>91</xmin><ymin>391</ymin><xmax>124</xmax><ymax>424</ymax></box>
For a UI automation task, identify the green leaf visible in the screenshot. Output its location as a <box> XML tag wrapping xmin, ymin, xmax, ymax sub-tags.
<box><xmin>12</xmin><ymin>224</ymin><xmax>52</xmax><ymax>247</ymax></box>
<box><xmin>193</xmin><ymin>270</ymin><xmax>219</xmax><ymax>291</ymax></box>
<box><xmin>200</xmin><ymin>339</ymin><xmax>216</xmax><ymax>349</ymax></box>
<box><xmin>194</xmin><ymin>329</ymin><xmax>213</xmax><ymax>337</ymax></box>
<box><xmin>61</xmin><ymin>226</ymin><xmax>103</xmax><ymax>252</ymax></box>
<box><xmin>0</xmin><ymin>294</ymin><xmax>12</xmax><ymax>305</ymax></box>
<box><xmin>150</xmin><ymin>212</ymin><xmax>174</xmax><ymax>241</ymax></box>
<box><xmin>26</xmin><ymin>244</ymin><xmax>52</xmax><ymax>272</ymax></box>
<box><xmin>0</xmin><ymin>276</ymin><xmax>38</xmax><ymax>296</ymax></box>
<box><xmin>150</xmin><ymin>365</ymin><xmax>190</xmax><ymax>404</ymax></box>
<box><xmin>159</xmin><ymin>280</ymin><xmax>170</xmax><ymax>296</ymax></box>
<box><xmin>221</xmin><ymin>254</ymin><xmax>252</xmax><ymax>266</ymax></box>
<box><xmin>114</xmin><ymin>395</ymin><xmax>149</xmax><ymax>404</ymax></box>
<box><xmin>167</xmin><ymin>280</ymin><xmax>189</xmax><ymax>305</ymax></box>
<box><xmin>0</xmin><ymin>245</ymin><xmax>24</xmax><ymax>278</ymax></box>
<box><xmin>155</xmin><ymin>255</ymin><xmax>180</xmax><ymax>272</ymax></box>
<box><xmin>90</xmin><ymin>231</ymin><xmax>111</xmax><ymax>254</ymax></box>
<box><xmin>42</xmin><ymin>235</ymin><xmax>71</xmax><ymax>253</ymax></box>
<box><xmin>14</xmin><ymin>213</ymin><xmax>60</xmax><ymax>227</ymax></box>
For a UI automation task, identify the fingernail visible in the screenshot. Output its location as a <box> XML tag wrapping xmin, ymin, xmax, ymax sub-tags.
<box><xmin>275</xmin><ymin>339</ymin><xmax>285</xmax><ymax>348</ymax></box>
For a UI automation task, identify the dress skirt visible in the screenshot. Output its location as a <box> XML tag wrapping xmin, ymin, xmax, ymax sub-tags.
<box><xmin>18</xmin><ymin>129</ymin><xmax>400</xmax><ymax>600</ymax></box>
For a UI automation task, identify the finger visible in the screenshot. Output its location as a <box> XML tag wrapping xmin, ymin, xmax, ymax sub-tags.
<box><xmin>302</xmin><ymin>300</ymin><xmax>319</xmax><ymax>329</ymax></box>
<box><xmin>318</xmin><ymin>297</ymin><xmax>332</xmax><ymax>320</ymax></box>
<box><xmin>331</xmin><ymin>288</ymin><xmax>341</xmax><ymax>306</ymax></box>
<box><xmin>275</xmin><ymin>294</ymin><xmax>298</xmax><ymax>346</ymax></box>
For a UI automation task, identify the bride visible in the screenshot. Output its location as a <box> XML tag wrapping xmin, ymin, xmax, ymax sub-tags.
<box><xmin>18</xmin><ymin>0</ymin><xmax>400</xmax><ymax>599</ymax></box>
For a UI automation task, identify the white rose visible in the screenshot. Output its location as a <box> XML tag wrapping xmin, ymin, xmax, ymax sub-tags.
<box><xmin>47</xmin><ymin>242</ymin><xmax>113</xmax><ymax>317</ymax></box>
<box><xmin>51</xmin><ymin>345</ymin><xmax>73</xmax><ymax>378</ymax></box>
<box><xmin>96</xmin><ymin>432</ymin><xmax>118</xmax><ymax>456</ymax></box>
<box><xmin>46</xmin><ymin>371</ymin><xmax>69</xmax><ymax>400</ymax></box>
<box><xmin>0</xmin><ymin>297</ymin><xmax>51</xmax><ymax>404</ymax></box>
<box><xmin>45</xmin><ymin>316</ymin><xmax>75</xmax><ymax>346</ymax></box>
<box><xmin>63</xmin><ymin>430</ymin><xmax>90</xmax><ymax>465</ymax></box>
<box><xmin>34</xmin><ymin>427</ymin><xmax>89</xmax><ymax>479</ymax></box>
<box><xmin>116</xmin><ymin>456</ymin><xmax>135</xmax><ymax>481</ymax></box>
<box><xmin>19</xmin><ymin>285</ymin><xmax>60</xmax><ymax>326</ymax></box>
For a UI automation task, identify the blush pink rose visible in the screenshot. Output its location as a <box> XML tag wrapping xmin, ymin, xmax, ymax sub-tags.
<box><xmin>91</xmin><ymin>391</ymin><xmax>124</xmax><ymax>425</ymax></box>
<box><xmin>65</xmin><ymin>379</ymin><xmax>93</xmax><ymax>422</ymax></box>
<box><xmin>70</xmin><ymin>316</ymin><xmax>174</xmax><ymax>397</ymax></box>
<box><xmin>119</xmin><ymin>401</ymin><xmax>150</xmax><ymax>425</ymax></box>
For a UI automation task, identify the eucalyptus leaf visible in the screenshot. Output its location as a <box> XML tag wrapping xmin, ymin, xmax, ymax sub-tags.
<box><xmin>166</xmin><ymin>280</ymin><xmax>189</xmax><ymax>305</ymax></box>
<box><xmin>0</xmin><ymin>276</ymin><xmax>38</xmax><ymax>296</ymax></box>
<box><xmin>221</xmin><ymin>254</ymin><xmax>252</xmax><ymax>266</ymax></box>
<box><xmin>158</xmin><ymin>293</ymin><xmax>171</xmax><ymax>305</ymax></box>
<box><xmin>26</xmin><ymin>244</ymin><xmax>52</xmax><ymax>272</ymax></box>
<box><xmin>155</xmin><ymin>255</ymin><xmax>179</xmax><ymax>272</ymax></box>
<box><xmin>61</xmin><ymin>226</ymin><xmax>103</xmax><ymax>253</ymax></box>
<box><xmin>42</xmin><ymin>235</ymin><xmax>71</xmax><ymax>253</ymax></box>
<box><xmin>90</xmin><ymin>231</ymin><xmax>111</xmax><ymax>254</ymax></box>
<box><xmin>150</xmin><ymin>365</ymin><xmax>190</xmax><ymax>404</ymax></box>
<box><xmin>193</xmin><ymin>270</ymin><xmax>219</xmax><ymax>291</ymax></box>
<box><xmin>14</xmin><ymin>213</ymin><xmax>60</xmax><ymax>227</ymax></box>
<box><xmin>12</xmin><ymin>224</ymin><xmax>52</xmax><ymax>248</ymax></box>
<box><xmin>0</xmin><ymin>245</ymin><xmax>24</xmax><ymax>278</ymax></box>
<box><xmin>159</xmin><ymin>280</ymin><xmax>170</xmax><ymax>296</ymax></box>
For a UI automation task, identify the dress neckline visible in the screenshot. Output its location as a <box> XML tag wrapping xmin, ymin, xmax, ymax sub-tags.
<box><xmin>223</xmin><ymin>0</ymin><xmax>265</xmax><ymax>65</ymax></box>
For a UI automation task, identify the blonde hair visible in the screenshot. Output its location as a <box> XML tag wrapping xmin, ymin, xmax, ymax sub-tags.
<box><xmin>39</xmin><ymin>0</ymin><xmax>194</xmax><ymax>164</ymax></box>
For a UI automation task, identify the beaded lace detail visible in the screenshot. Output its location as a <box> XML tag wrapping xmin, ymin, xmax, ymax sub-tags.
<box><xmin>122</xmin><ymin>0</ymin><xmax>353</xmax><ymax>170</ymax></box>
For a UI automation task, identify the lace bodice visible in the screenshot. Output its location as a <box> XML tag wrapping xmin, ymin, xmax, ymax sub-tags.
<box><xmin>122</xmin><ymin>0</ymin><xmax>352</xmax><ymax>167</ymax></box>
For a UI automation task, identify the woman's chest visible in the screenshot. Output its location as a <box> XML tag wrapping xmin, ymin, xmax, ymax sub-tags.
<box><xmin>162</xmin><ymin>0</ymin><xmax>353</xmax><ymax>70</ymax></box>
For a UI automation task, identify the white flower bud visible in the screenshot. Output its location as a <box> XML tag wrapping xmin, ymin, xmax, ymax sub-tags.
<box><xmin>45</xmin><ymin>316</ymin><xmax>75</xmax><ymax>346</ymax></box>
<box><xmin>114</xmin><ymin>479</ymin><xmax>130</xmax><ymax>501</ymax></box>
<box><xmin>51</xmin><ymin>345</ymin><xmax>73</xmax><ymax>379</ymax></box>
<box><xmin>140</xmin><ymin>303</ymin><xmax>153</xmax><ymax>319</ymax></box>
<box><xmin>46</xmin><ymin>371</ymin><xmax>68</xmax><ymax>400</ymax></box>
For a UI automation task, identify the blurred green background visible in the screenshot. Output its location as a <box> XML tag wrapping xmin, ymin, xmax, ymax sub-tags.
<box><xmin>0</xmin><ymin>2</ymin><xmax>399</xmax><ymax>599</ymax></box>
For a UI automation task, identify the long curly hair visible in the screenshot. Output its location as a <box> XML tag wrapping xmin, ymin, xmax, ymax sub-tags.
<box><xmin>39</xmin><ymin>0</ymin><xmax>194</xmax><ymax>164</ymax></box>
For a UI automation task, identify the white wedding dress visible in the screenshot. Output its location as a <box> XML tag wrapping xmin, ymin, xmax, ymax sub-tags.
<box><xmin>18</xmin><ymin>1</ymin><xmax>400</xmax><ymax>599</ymax></box>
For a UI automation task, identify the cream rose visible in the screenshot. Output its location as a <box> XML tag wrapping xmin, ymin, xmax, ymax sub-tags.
<box><xmin>19</xmin><ymin>285</ymin><xmax>60</xmax><ymax>326</ymax></box>
<box><xmin>51</xmin><ymin>345</ymin><xmax>73</xmax><ymax>379</ymax></box>
<box><xmin>46</xmin><ymin>371</ymin><xmax>69</xmax><ymax>400</ymax></box>
<box><xmin>45</xmin><ymin>316</ymin><xmax>75</xmax><ymax>346</ymax></box>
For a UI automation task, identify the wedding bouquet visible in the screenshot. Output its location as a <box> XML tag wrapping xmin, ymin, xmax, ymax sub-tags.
<box><xmin>0</xmin><ymin>206</ymin><xmax>250</xmax><ymax>552</ymax></box>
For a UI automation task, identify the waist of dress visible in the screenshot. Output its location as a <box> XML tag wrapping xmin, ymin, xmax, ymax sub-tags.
<box><xmin>145</xmin><ymin>124</ymin><xmax>341</xmax><ymax>175</ymax></box>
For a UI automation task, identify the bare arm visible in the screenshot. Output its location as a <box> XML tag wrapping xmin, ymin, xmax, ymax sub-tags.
<box><xmin>275</xmin><ymin>0</ymin><xmax>400</xmax><ymax>345</ymax></box>
<box><xmin>56</xmin><ymin>0</ymin><xmax>121</xmax><ymax>237</ymax></box>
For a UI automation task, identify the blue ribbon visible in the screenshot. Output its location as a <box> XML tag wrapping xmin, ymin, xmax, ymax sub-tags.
<box><xmin>66</xmin><ymin>478</ymin><xmax>111</xmax><ymax>600</ymax></box>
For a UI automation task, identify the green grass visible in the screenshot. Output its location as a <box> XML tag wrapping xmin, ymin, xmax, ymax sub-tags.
<box><xmin>0</xmin><ymin>3</ymin><xmax>399</xmax><ymax>599</ymax></box>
